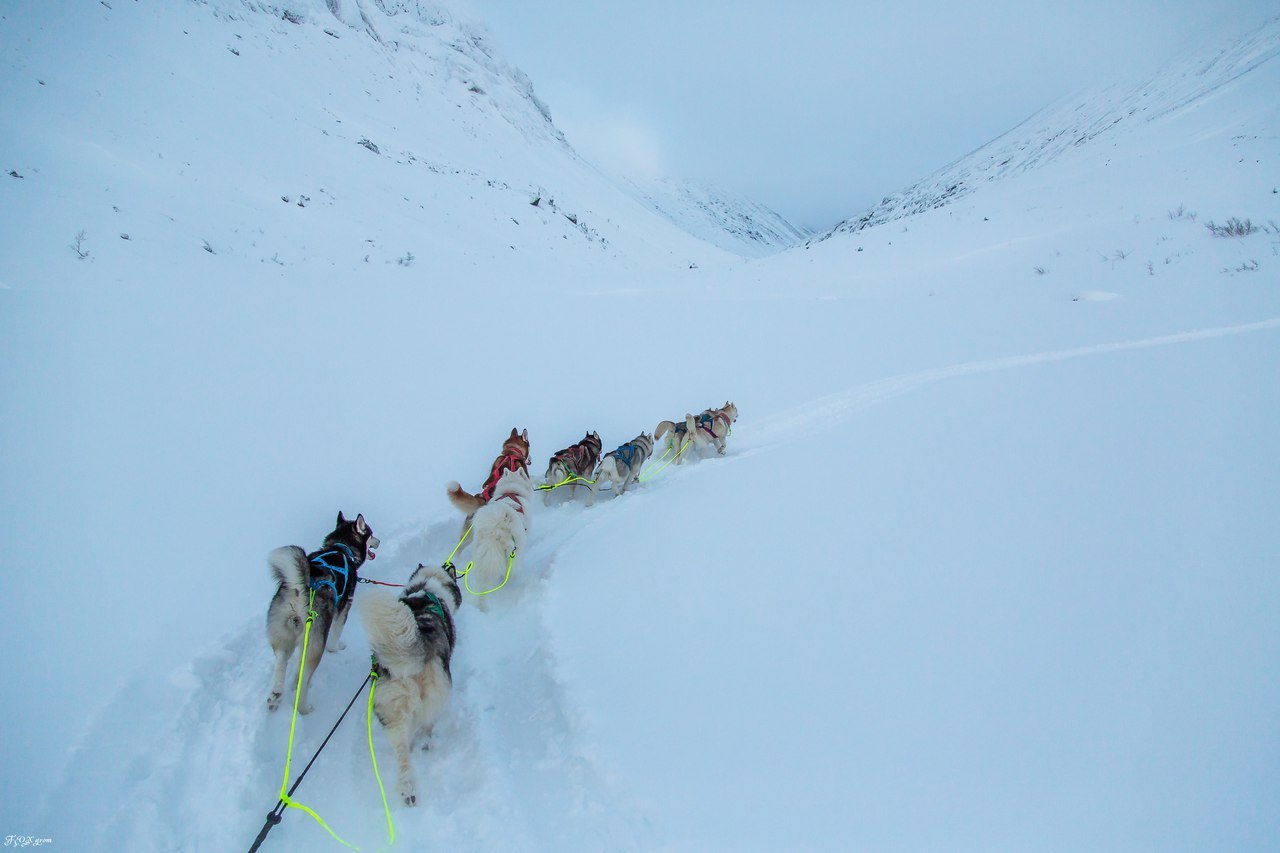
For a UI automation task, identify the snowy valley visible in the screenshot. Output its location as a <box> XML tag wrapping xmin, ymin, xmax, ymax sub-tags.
<box><xmin>1</xmin><ymin>2</ymin><xmax>1278</xmax><ymax>851</ymax></box>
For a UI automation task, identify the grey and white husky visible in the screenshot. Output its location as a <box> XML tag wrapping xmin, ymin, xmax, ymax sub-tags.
<box><xmin>358</xmin><ymin>563</ymin><xmax>461</xmax><ymax>807</ymax></box>
<box><xmin>542</xmin><ymin>430</ymin><xmax>602</xmax><ymax>506</ymax></box>
<box><xmin>586</xmin><ymin>432</ymin><xmax>654</xmax><ymax>506</ymax></box>
<box><xmin>265</xmin><ymin>512</ymin><xmax>379</xmax><ymax>715</ymax></box>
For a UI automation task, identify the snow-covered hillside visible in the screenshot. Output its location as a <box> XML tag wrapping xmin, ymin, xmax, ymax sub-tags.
<box><xmin>0</xmin><ymin>0</ymin><xmax>747</xmax><ymax>287</ymax></box>
<box><xmin>814</xmin><ymin>15</ymin><xmax>1280</xmax><ymax>240</ymax></box>
<box><xmin>623</xmin><ymin>176</ymin><xmax>810</xmax><ymax>257</ymax></box>
<box><xmin>2</xmin><ymin>3</ymin><xmax>1278</xmax><ymax>852</ymax></box>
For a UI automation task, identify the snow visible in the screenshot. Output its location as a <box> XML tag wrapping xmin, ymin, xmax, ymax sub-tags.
<box><xmin>2</xmin><ymin>2</ymin><xmax>1278</xmax><ymax>851</ymax></box>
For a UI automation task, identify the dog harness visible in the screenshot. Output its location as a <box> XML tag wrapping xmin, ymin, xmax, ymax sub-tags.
<box><xmin>479</xmin><ymin>450</ymin><xmax>529</xmax><ymax>502</ymax></box>
<box><xmin>494</xmin><ymin>492</ymin><xmax>526</xmax><ymax>515</ymax></box>
<box><xmin>612</xmin><ymin>442</ymin><xmax>641</xmax><ymax>469</ymax></box>
<box><xmin>551</xmin><ymin>440</ymin><xmax>599</xmax><ymax>474</ymax></box>
<box><xmin>309</xmin><ymin>541</ymin><xmax>359</xmax><ymax>602</ymax></box>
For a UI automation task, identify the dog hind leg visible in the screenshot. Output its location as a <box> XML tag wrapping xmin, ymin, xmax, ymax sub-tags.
<box><xmin>327</xmin><ymin>602</ymin><xmax>350</xmax><ymax>652</ymax></box>
<box><xmin>387</xmin><ymin>717</ymin><xmax>418</xmax><ymax>806</ymax></box>
<box><xmin>266</xmin><ymin>641</ymin><xmax>295</xmax><ymax>712</ymax></box>
<box><xmin>266</xmin><ymin>600</ymin><xmax>302</xmax><ymax>712</ymax></box>
<box><xmin>295</xmin><ymin>627</ymin><xmax>326</xmax><ymax>715</ymax></box>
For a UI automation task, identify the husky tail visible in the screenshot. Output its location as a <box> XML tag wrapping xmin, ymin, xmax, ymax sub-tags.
<box><xmin>358</xmin><ymin>592</ymin><xmax>427</xmax><ymax>677</ymax></box>
<box><xmin>269</xmin><ymin>545</ymin><xmax>309</xmax><ymax>591</ymax></box>
<box><xmin>654</xmin><ymin>420</ymin><xmax>676</xmax><ymax>440</ymax></box>
<box><xmin>446</xmin><ymin>481</ymin><xmax>486</xmax><ymax>514</ymax></box>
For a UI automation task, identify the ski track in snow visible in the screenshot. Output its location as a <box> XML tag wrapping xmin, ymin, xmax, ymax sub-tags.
<box><xmin>57</xmin><ymin>315</ymin><xmax>1279</xmax><ymax>851</ymax></box>
<box><xmin>747</xmin><ymin>316</ymin><xmax>1280</xmax><ymax>452</ymax></box>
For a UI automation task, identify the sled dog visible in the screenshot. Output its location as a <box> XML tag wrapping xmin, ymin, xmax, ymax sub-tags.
<box><xmin>358</xmin><ymin>562</ymin><xmax>461</xmax><ymax>807</ymax></box>
<box><xmin>266</xmin><ymin>512</ymin><xmax>379</xmax><ymax>714</ymax></box>
<box><xmin>690</xmin><ymin>401</ymin><xmax>738</xmax><ymax>457</ymax></box>
<box><xmin>542</xmin><ymin>430</ymin><xmax>602</xmax><ymax>505</ymax></box>
<box><xmin>586</xmin><ymin>432</ymin><xmax>654</xmax><ymax>506</ymax></box>
<box><xmin>462</xmin><ymin>466</ymin><xmax>532</xmax><ymax>608</ymax></box>
<box><xmin>654</xmin><ymin>414</ymin><xmax>698</xmax><ymax>464</ymax></box>
<box><xmin>446</xmin><ymin>427</ymin><xmax>530</xmax><ymax>539</ymax></box>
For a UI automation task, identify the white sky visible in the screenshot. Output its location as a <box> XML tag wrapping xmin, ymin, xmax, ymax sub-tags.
<box><xmin>465</xmin><ymin>1</ymin><xmax>1278</xmax><ymax>231</ymax></box>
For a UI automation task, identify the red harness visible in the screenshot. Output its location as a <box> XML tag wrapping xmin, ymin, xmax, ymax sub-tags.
<box><xmin>479</xmin><ymin>450</ymin><xmax>529</xmax><ymax>502</ymax></box>
<box><xmin>552</xmin><ymin>441</ymin><xmax>599</xmax><ymax>475</ymax></box>
<box><xmin>494</xmin><ymin>492</ymin><xmax>526</xmax><ymax>515</ymax></box>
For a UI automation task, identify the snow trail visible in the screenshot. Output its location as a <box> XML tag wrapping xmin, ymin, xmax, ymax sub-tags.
<box><xmin>47</xmin><ymin>313</ymin><xmax>1278</xmax><ymax>851</ymax></box>
<box><xmin>747</xmin><ymin>317</ymin><xmax>1280</xmax><ymax>449</ymax></box>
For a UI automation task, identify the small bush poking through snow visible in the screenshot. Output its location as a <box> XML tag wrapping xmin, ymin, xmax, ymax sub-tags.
<box><xmin>1205</xmin><ymin>217</ymin><xmax>1258</xmax><ymax>237</ymax></box>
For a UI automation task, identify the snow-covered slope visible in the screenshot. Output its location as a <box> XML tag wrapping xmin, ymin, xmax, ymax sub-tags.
<box><xmin>0</xmin><ymin>0</ymin><xmax>739</xmax><ymax>286</ymax></box>
<box><xmin>813</xmin><ymin>15</ymin><xmax>1280</xmax><ymax>241</ymax></box>
<box><xmin>624</xmin><ymin>176</ymin><xmax>810</xmax><ymax>258</ymax></box>
<box><xmin>3</xmin><ymin>3</ymin><xmax>1279</xmax><ymax>851</ymax></box>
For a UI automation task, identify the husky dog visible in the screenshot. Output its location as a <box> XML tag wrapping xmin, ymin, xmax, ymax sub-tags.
<box><xmin>690</xmin><ymin>401</ymin><xmax>738</xmax><ymax>457</ymax></box>
<box><xmin>266</xmin><ymin>512</ymin><xmax>379</xmax><ymax>714</ymax></box>
<box><xmin>654</xmin><ymin>415</ymin><xmax>698</xmax><ymax>464</ymax></box>
<box><xmin>446</xmin><ymin>428</ymin><xmax>530</xmax><ymax>539</ymax></box>
<box><xmin>586</xmin><ymin>432</ymin><xmax>654</xmax><ymax>506</ymax></box>
<box><xmin>462</xmin><ymin>466</ymin><xmax>532</xmax><ymax>608</ymax></box>
<box><xmin>542</xmin><ymin>431</ymin><xmax>602</xmax><ymax>505</ymax></box>
<box><xmin>358</xmin><ymin>563</ymin><xmax>461</xmax><ymax>807</ymax></box>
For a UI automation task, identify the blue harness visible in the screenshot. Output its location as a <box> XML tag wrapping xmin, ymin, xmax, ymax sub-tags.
<box><xmin>308</xmin><ymin>541</ymin><xmax>359</xmax><ymax>603</ymax></box>
<box><xmin>613</xmin><ymin>442</ymin><xmax>640</xmax><ymax>469</ymax></box>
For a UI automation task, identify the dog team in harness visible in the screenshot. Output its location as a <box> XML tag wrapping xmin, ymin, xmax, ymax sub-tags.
<box><xmin>258</xmin><ymin>402</ymin><xmax>737</xmax><ymax>837</ymax></box>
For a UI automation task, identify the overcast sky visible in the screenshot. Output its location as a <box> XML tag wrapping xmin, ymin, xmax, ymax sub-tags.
<box><xmin>462</xmin><ymin>2</ymin><xmax>1277</xmax><ymax>232</ymax></box>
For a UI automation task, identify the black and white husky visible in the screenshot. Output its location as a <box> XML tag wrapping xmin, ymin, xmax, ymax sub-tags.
<box><xmin>586</xmin><ymin>432</ymin><xmax>654</xmax><ymax>506</ymax></box>
<box><xmin>358</xmin><ymin>563</ymin><xmax>461</xmax><ymax>807</ymax></box>
<box><xmin>265</xmin><ymin>512</ymin><xmax>379</xmax><ymax>715</ymax></box>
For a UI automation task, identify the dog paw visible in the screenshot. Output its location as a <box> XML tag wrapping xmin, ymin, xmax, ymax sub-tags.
<box><xmin>267</xmin><ymin>692</ymin><xmax>282</xmax><ymax>712</ymax></box>
<box><xmin>399</xmin><ymin>781</ymin><xmax>417</xmax><ymax>806</ymax></box>
<box><xmin>327</xmin><ymin>640</ymin><xmax>346</xmax><ymax>652</ymax></box>
<box><xmin>403</xmin><ymin>793</ymin><xmax>417</xmax><ymax>807</ymax></box>
<box><xmin>298</xmin><ymin>700</ymin><xmax>314</xmax><ymax>715</ymax></box>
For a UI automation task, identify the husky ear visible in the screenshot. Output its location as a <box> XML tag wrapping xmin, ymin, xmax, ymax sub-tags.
<box><xmin>509</xmin><ymin>427</ymin><xmax>519</xmax><ymax>438</ymax></box>
<box><xmin>355</xmin><ymin>513</ymin><xmax>368</xmax><ymax>534</ymax></box>
<box><xmin>337</xmin><ymin>511</ymin><xmax>347</xmax><ymax>526</ymax></box>
<box><xmin>521</xmin><ymin>428</ymin><xmax>529</xmax><ymax>442</ymax></box>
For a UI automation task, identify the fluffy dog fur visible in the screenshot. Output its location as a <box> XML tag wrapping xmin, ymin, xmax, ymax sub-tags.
<box><xmin>359</xmin><ymin>563</ymin><xmax>461</xmax><ymax>807</ymax></box>
<box><xmin>542</xmin><ymin>430</ymin><xmax>602</xmax><ymax>506</ymax></box>
<box><xmin>266</xmin><ymin>512</ymin><xmax>379</xmax><ymax>714</ymax></box>
<box><xmin>463</xmin><ymin>466</ymin><xmax>532</xmax><ymax>608</ymax></box>
<box><xmin>446</xmin><ymin>427</ymin><xmax>530</xmax><ymax>539</ymax></box>
<box><xmin>586</xmin><ymin>432</ymin><xmax>654</xmax><ymax>506</ymax></box>
<box><xmin>690</xmin><ymin>401</ymin><xmax>738</xmax><ymax>457</ymax></box>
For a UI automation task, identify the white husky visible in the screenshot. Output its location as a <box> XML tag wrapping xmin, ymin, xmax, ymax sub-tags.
<box><xmin>461</xmin><ymin>467</ymin><xmax>532</xmax><ymax>608</ymax></box>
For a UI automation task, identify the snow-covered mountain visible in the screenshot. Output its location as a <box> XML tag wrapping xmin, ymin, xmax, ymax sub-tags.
<box><xmin>624</xmin><ymin>176</ymin><xmax>811</xmax><ymax>257</ymax></box>
<box><xmin>0</xmin><ymin>0</ymin><xmax>748</xmax><ymax>288</ymax></box>
<box><xmin>812</xmin><ymin>15</ymin><xmax>1280</xmax><ymax>242</ymax></box>
<box><xmin>2</xmin><ymin>3</ymin><xmax>1278</xmax><ymax>852</ymax></box>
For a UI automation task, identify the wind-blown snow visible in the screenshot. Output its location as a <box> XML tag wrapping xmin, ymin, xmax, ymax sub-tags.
<box><xmin>1</xmin><ymin>2</ymin><xmax>1278</xmax><ymax>851</ymax></box>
